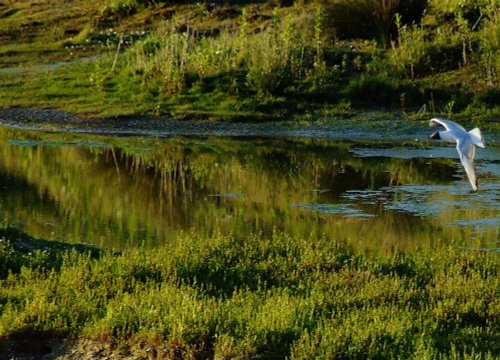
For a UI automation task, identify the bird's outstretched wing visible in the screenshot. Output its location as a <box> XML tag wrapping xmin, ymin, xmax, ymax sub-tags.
<box><xmin>457</xmin><ymin>139</ymin><xmax>478</xmax><ymax>191</ymax></box>
<box><xmin>468</xmin><ymin>127</ymin><xmax>486</xmax><ymax>148</ymax></box>
<box><xmin>430</xmin><ymin>118</ymin><xmax>466</xmax><ymax>132</ymax></box>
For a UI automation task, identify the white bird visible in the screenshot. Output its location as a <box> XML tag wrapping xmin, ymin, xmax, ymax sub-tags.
<box><xmin>429</xmin><ymin>118</ymin><xmax>485</xmax><ymax>191</ymax></box>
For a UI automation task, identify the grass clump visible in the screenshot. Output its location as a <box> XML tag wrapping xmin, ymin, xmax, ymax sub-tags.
<box><xmin>102</xmin><ymin>0</ymin><xmax>158</xmax><ymax>16</ymax></box>
<box><xmin>0</xmin><ymin>230</ymin><xmax>498</xmax><ymax>358</ymax></box>
<box><xmin>108</xmin><ymin>9</ymin><xmax>317</xmax><ymax>117</ymax></box>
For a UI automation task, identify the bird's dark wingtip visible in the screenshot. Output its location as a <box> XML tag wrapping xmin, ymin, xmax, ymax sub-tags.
<box><xmin>429</xmin><ymin>131</ymin><xmax>441</xmax><ymax>140</ymax></box>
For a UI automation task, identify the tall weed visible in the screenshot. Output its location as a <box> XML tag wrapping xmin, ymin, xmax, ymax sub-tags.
<box><xmin>245</xmin><ymin>15</ymin><xmax>309</xmax><ymax>95</ymax></box>
<box><xmin>115</xmin><ymin>11</ymin><xmax>317</xmax><ymax>99</ymax></box>
<box><xmin>390</xmin><ymin>14</ymin><xmax>426</xmax><ymax>78</ymax></box>
<box><xmin>476</xmin><ymin>7</ymin><xmax>499</xmax><ymax>86</ymax></box>
<box><xmin>390</xmin><ymin>0</ymin><xmax>498</xmax><ymax>87</ymax></box>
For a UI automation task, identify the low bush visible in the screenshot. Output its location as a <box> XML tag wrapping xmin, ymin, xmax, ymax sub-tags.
<box><xmin>0</xmin><ymin>230</ymin><xmax>498</xmax><ymax>358</ymax></box>
<box><xmin>114</xmin><ymin>10</ymin><xmax>318</xmax><ymax>101</ymax></box>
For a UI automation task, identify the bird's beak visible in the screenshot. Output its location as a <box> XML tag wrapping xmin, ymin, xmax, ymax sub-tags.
<box><xmin>429</xmin><ymin>131</ymin><xmax>441</xmax><ymax>140</ymax></box>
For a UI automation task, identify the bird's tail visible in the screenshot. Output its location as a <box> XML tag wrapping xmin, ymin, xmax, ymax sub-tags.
<box><xmin>468</xmin><ymin>127</ymin><xmax>486</xmax><ymax>148</ymax></box>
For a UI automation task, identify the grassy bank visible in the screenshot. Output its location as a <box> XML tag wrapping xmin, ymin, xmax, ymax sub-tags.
<box><xmin>0</xmin><ymin>229</ymin><xmax>499</xmax><ymax>358</ymax></box>
<box><xmin>0</xmin><ymin>0</ymin><xmax>498</xmax><ymax>120</ymax></box>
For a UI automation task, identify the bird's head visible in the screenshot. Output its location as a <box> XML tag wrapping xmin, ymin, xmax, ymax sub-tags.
<box><xmin>429</xmin><ymin>118</ymin><xmax>441</xmax><ymax>127</ymax></box>
<box><xmin>429</xmin><ymin>131</ymin><xmax>441</xmax><ymax>140</ymax></box>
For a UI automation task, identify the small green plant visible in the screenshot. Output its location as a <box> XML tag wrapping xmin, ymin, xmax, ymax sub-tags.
<box><xmin>444</xmin><ymin>99</ymin><xmax>455</xmax><ymax>116</ymax></box>
<box><xmin>103</xmin><ymin>0</ymin><xmax>140</xmax><ymax>15</ymax></box>
<box><xmin>102</xmin><ymin>0</ymin><xmax>162</xmax><ymax>15</ymax></box>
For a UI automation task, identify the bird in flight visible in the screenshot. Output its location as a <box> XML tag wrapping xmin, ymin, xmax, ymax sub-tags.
<box><xmin>429</xmin><ymin>118</ymin><xmax>485</xmax><ymax>192</ymax></box>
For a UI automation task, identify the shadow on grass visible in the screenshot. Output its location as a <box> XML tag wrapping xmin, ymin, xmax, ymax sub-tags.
<box><xmin>0</xmin><ymin>226</ymin><xmax>105</xmax><ymax>279</ymax></box>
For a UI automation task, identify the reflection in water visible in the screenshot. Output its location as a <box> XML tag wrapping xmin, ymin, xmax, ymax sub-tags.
<box><xmin>0</xmin><ymin>126</ymin><xmax>498</xmax><ymax>254</ymax></box>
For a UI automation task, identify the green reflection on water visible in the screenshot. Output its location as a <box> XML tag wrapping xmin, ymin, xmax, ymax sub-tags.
<box><xmin>0</xmin><ymin>126</ymin><xmax>497</xmax><ymax>254</ymax></box>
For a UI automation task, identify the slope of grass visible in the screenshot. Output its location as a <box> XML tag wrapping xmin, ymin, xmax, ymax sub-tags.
<box><xmin>0</xmin><ymin>0</ymin><xmax>498</xmax><ymax>119</ymax></box>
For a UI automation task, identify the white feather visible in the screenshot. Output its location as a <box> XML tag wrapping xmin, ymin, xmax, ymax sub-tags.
<box><xmin>457</xmin><ymin>139</ymin><xmax>478</xmax><ymax>191</ymax></box>
<box><xmin>468</xmin><ymin>127</ymin><xmax>486</xmax><ymax>148</ymax></box>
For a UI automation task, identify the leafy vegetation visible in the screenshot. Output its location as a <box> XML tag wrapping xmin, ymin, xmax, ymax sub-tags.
<box><xmin>0</xmin><ymin>229</ymin><xmax>499</xmax><ymax>358</ymax></box>
<box><xmin>0</xmin><ymin>0</ymin><xmax>498</xmax><ymax>119</ymax></box>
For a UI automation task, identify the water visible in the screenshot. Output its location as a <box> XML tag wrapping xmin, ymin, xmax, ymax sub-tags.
<box><xmin>0</xmin><ymin>123</ymin><xmax>498</xmax><ymax>254</ymax></box>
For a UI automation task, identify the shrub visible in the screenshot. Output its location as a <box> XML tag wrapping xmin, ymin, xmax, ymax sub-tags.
<box><xmin>430</xmin><ymin>0</ymin><xmax>496</xmax><ymax>29</ymax></box>
<box><xmin>320</xmin><ymin>0</ymin><xmax>429</xmax><ymax>46</ymax></box>
<box><xmin>390</xmin><ymin>22</ymin><xmax>467</xmax><ymax>78</ymax></box>
<box><xmin>390</xmin><ymin>0</ymin><xmax>498</xmax><ymax>84</ymax></box>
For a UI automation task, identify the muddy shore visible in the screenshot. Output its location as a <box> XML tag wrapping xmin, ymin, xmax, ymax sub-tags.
<box><xmin>1</xmin><ymin>107</ymin><xmax>499</xmax><ymax>144</ymax></box>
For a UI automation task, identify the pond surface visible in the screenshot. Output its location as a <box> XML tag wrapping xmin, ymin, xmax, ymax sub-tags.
<box><xmin>0</xmin><ymin>120</ymin><xmax>498</xmax><ymax>254</ymax></box>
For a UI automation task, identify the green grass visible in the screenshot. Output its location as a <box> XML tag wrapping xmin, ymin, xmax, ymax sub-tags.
<box><xmin>0</xmin><ymin>0</ymin><xmax>498</xmax><ymax>120</ymax></box>
<box><xmin>1</xmin><ymin>229</ymin><xmax>498</xmax><ymax>358</ymax></box>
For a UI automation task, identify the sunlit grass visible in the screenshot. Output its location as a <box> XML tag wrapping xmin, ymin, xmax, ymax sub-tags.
<box><xmin>0</xmin><ymin>230</ymin><xmax>498</xmax><ymax>358</ymax></box>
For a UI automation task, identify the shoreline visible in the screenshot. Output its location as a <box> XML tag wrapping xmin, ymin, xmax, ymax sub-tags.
<box><xmin>1</xmin><ymin>107</ymin><xmax>499</xmax><ymax>145</ymax></box>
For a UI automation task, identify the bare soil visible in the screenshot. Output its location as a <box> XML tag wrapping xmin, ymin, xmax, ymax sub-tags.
<box><xmin>0</xmin><ymin>335</ymin><xmax>207</xmax><ymax>360</ymax></box>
